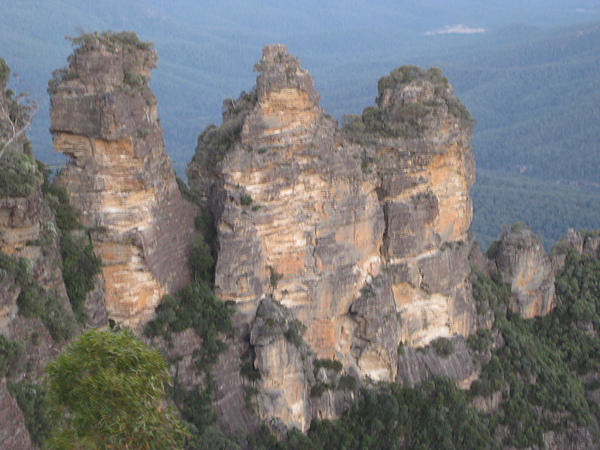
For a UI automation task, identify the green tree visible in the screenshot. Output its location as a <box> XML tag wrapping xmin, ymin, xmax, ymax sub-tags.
<box><xmin>44</xmin><ymin>329</ymin><xmax>188</xmax><ymax>449</ymax></box>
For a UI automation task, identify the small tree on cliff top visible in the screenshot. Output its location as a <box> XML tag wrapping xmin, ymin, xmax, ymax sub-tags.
<box><xmin>0</xmin><ymin>57</ymin><xmax>37</xmax><ymax>159</ymax></box>
<box><xmin>44</xmin><ymin>329</ymin><xmax>188</xmax><ymax>449</ymax></box>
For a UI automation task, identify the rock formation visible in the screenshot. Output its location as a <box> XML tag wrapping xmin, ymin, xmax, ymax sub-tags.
<box><xmin>49</xmin><ymin>32</ymin><xmax>197</xmax><ymax>329</ymax></box>
<box><xmin>0</xmin><ymin>57</ymin><xmax>76</xmax><ymax>450</ymax></box>
<box><xmin>490</xmin><ymin>223</ymin><xmax>555</xmax><ymax>318</ymax></box>
<box><xmin>187</xmin><ymin>44</ymin><xmax>478</xmax><ymax>431</ymax></box>
<box><xmin>0</xmin><ymin>382</ymin><xmax>34</xmax><ymax>450</ymax></box>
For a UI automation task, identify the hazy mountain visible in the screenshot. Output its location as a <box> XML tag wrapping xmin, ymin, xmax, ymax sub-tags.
<box><xmin>2</xmin><ymin>1</ymin><xmax>600</xmax><ymax>249</ymax></box>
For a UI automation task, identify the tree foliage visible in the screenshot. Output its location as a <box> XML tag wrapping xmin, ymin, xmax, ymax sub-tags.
<box><xmin>274</xmin><ymin>378</ymin><xmax>498</xmax><ymax>449</ymax></box>
<box><xmin>192</xmin><ymin>89</ymin><xmax>257</xmax><ymax>168</ymax></box>
<box><xmin>44</xmin><ymin>329</ymin><xmax>188</xmax><ymax>449</ymax></box>
<box><xmin>7</xmin><ymin>381</ymin><xmax>51</xmax><ymax>447</ymax></box>
<box><xmin>42</xmin><ymin>178</ymin><xmax>102</xmax><ymax>323</ymax></box>
<box><xmin>0</xmin><ymin>251</ymin><xmax>75</xmax><ymax>341</ymax></box>
<box><xmin>0</xmin><ymin>148</ymin><xmax>42</xmax><ymax>198</ymax></box>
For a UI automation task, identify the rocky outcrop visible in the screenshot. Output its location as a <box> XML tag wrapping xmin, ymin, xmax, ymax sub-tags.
<box><xmin>0</xmin><ymin>59</ymin><xmax>71</xmax><ymax>333</ymax></box>
<box><xmin>491</xmin><ymin>224</ymin><xmax>555</xmax><ymax>318</ymax></box>
<box><xmin>396</xmin><ymin>337</ymin><xmax>477</xmax><ymax>388</ymax></box>
<box><xmin>543</xmin><ymin>428</ymin><xmax>597</xmax><ymax>450</ymax></box>
<box><xmin>187</xmin><ymin>45</ymin><xmax>477</xmax><ymax>430</ymax></box>
<box><xmin>551</xmin><ymin>229</ymin><xmax>600</xmax><ymax>273</ymax></box>
<box><xmin>50</xmin><ymin>32</ymin><xmax>197</xmax><ymax>329</ymax></box>
<box><xmin>361</xmin><ymin>66</ymin><xmax>477</xmax><ymax>347</ymax></box>
<box><xmin>0</xmin><ymin>58</ymin><xmax>73</xmax><ymax>449</ymax></box>
<box><xmin>0</xmin><ymin>382</ymin><xmax>34</xmax><ymax>450</ymax></box>
<box><xmin>0</xmin><ymin>194</ymin><xmax>74</xmax><ymax>334</ymax></box>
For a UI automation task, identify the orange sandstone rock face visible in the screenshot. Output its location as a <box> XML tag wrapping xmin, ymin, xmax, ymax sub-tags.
<box><xmin>50</xmin><ymin>32</ymin><xmax>196</xmax><ymax>329</ymax></box>
<box><xmin>188</xmin><ymin>47</ymin><xmax>478</xmax><ymax>431</ymax></box>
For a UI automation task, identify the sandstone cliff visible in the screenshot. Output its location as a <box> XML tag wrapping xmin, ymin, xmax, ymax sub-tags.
<box><xmin>49</xmin><ymin>32</ymin><xmax>197</xmax><ymax>329</ymax></box>
<box><xmin>187</xmin><ymin>44</ymin><xmax>478</xmax><ymax>431</ymax></box>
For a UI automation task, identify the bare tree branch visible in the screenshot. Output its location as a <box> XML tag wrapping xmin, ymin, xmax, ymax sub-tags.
<box><xmin>0</xmin><ymin>87</ymin><xmax>37</xmax><ymax>159</ymax></box>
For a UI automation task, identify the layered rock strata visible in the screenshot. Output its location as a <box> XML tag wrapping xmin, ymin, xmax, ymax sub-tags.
<box><xmin>187</xmin><ymin>45</ymin><xmax>478</xmax><ymax>430</ymax></box>
<box><xmin>50</xmin><ymin>32</ymin><xmax>196</xmax><ymax>328</ymax></box>
<box><xmin>361</xmin><ymin>66</ymin><xmax>477</xmax><ymax>347</ymax></box>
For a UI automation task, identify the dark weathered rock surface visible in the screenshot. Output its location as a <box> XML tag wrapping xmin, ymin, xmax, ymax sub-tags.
<box><xmin>0</xmin><ymin>382</ymin><xmax>34</xmax><ymax>450</ymax></box>
<box><xmin>396</xmin><ymin>337</ymin><xmax>476</xmax><ymax>388</ymax></box>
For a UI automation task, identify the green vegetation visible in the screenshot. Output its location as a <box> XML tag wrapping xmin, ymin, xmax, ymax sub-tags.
<box><xmin>240</xmin><ymin>193</ymin><xmax>253</xmax><ymax>206</ymax></box>
<box><xmin>466</xmin><ymin>328</ymin><xmax>493</xmax><ymax>353</ymax></box>
<box><xmin>284</xmin><ymin>319</ymin><xmax>306</xmax><ymax>349</ymax></box>
<box><xmin>41</xmin><ymin>180</ymin><xmax>80</xmax><ymax>231</ymax></box>
<box><xmin>377</xmin><ymin>65</ymin><xmax>446</xmax><ymax>90</ymax></box>
<box><xmin>0</xmin><ymin>172</ymin><xmax>97</xmax><ymax>334</ymax></box>
<box><xmin>170</xmin><ymin>380</ymin><xmax>241</xmax><ymax>450</ymax></box>
<box><xmin>247</xmin><ymin>247</ymin><xmax>600</xmax><ymax>448</ymax></box>
<box><xmin>0</xmin><ymin>57</ymin><xmax>9</xmax><ymax>84</ymax></box>
<box><xmin>471</xmin><ymin>170</ymin><xmax>600</xmax><ymax>251</ymax></box>
<box><xmin>7</xmin><ymin>381</ymin><xmax>51</xmax><ymax>447</ymax></box>
<box><xmin>343</xmin><ymin>65</ymin><xmax>473</xmax><ymax>142</ymax></box>
<box><xmin>240</xmin><ymin>360</ymin><xmax>262</xmax><ymax>382</ymax></box>
<box><xmin>0</xmin><ymin>251</ymin><xmax>75</xmax><ymax>341</ymax></box>
<box><xmin>467</xmin><ymin>259</ymin><xmax>598</xmax><ymax>447</ymax></box>
<box><xmin>189</xmin><ymin>235</ymin><xmax>214</xmax><ymax>283</ymax></box>
<box><xmin>282</xmin><ymin>378</ymin><xmax>498</xmax><ymax>449</ymax></box>
<box><xmin>267</xmin><ymin>265</ymin><xmax>283</xmax><ymax>291</ymax></box>
<box><xmin>123</xmin><ymin>69</ymin><xmax>145</xmax><ymax>88</ymax></box>
<box><xmin>47</xmin><ymin>31</ymin><xmax>154</xmax><ymax>94</ymax></box>
<box><xmin>60</xmin><ymin>232</ymin><xmax>101</xmax><ymax>322</ymax></box>
<box><xmin>311</xmin><ymin>359</ymin><xmax>356</xmax><ymax>398</ymax></box>
<box><xmin>145</xmin><ymin>282</ymin><xmax>233</xmax><ymax>370</ymax></box>
<box><xmin>47</xmin><ymin>67</ymin><xmax>78</xmax><ymax>95</ymax></box>
<box><xmin>430</xmin><ymin>337</ymin><xmax>455</xmax><ymax>358</ymax></box>
<box><xmin>144</xmin><ymin>227</ymin><xmax>234</xmax><ymax>447</ymax></box>
<box><xmin>0</xmin><ymin>148</ymin><xmax>42</xmax><ymax>198</ymax></box>
<box><xmin>176</xmin><ymin>176</ymin><xmax>202</xmax><ymax>205</ymax></box>
<box><xmin>447</xmin><ymin>23</ymin><xmax>600</xmax><ymax>188</ymax></box>
<box><xmin>44</xmin><ymin>329</ymin><xmax>188</xmax><ymax>449</ymax></box>
<box><xmin>192</xmin><ymin>89</ymin><xmax>257</xmax><ymax>168</ymax></box>
<box><xmin>67</xmin><ymin>30</ymin><xmax>154</xmax><ymax>53</ymax></box>
<box><xmin>42</xmin><ymin>179</ymin><xmax>102</xmax><ymax>323</ymax></box>
<box><xmin>0</xmin><ymin>334</ymin><xmax>25</xmax><ymax>377</ymax></box>
<box><xmin>145</xmin><ymin>231</ymin><xmax>231</xmax><ymax>378</ymax></box>
<box><xmin>313</xmin><ymin>358</ymin><xmax>343</xmax><ymax>374</ymax></box>
<box><xmin>538</xmin><ymin>250</ymin><xmax>600</xmax><ymax>375</ymax></box>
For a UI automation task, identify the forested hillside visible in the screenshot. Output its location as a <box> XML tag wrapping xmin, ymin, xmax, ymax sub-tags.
<box><xmin>445</xmin><ymin>22</ymin><xmax>600</xmax><ymax>185</ymax></box>
<box><xmin>438</xmin><ymin>23</ymin><xmax>600</xmax><ymax>250</ymax></box>
<box><xmin>1</xmin><ymin>1</ymin><xmax>599</xmax><ymax>249</ymax></box>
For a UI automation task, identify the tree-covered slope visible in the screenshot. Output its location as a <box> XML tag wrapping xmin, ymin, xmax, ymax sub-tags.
<box><xmin>444</xmin><ymin>22</ymin><xmax>600</xmax><ymax>185</ymax></box>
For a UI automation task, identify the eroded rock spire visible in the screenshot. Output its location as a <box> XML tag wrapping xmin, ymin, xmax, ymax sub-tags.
<box><xmin>50</xmin><ymin>31</ymin><xmax>196</xmax><ymax>329</ymax></box>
